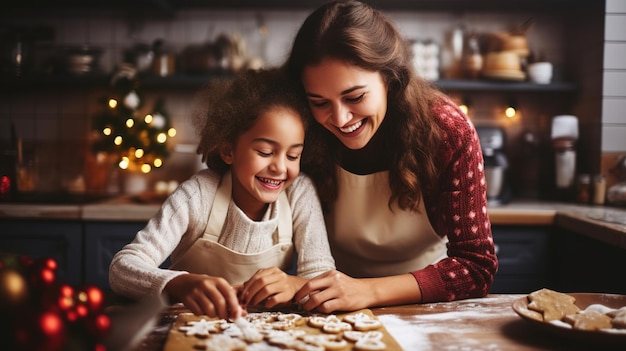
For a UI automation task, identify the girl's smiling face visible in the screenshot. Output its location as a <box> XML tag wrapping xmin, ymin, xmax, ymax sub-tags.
<box><xmin>222</xmin><ymin>106</ymin><xmax>305</xmax><ymax>220</ymax></box>
<box><xmin>301</xmin><ymin>57</ymin><xmax>388</xmax><ymax>150</ymax></box>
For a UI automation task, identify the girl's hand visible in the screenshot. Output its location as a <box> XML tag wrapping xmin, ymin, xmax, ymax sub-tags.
<box><xmin>292</xmin><ymin>270</ymin><xmax>373</xmax><ymax>313</ymax></box>
<box><xmin>164</xmin><ymin>273</ymin><xmax>243</xmax><ymax>319</ymax></box>
<box><xmin>240</xmin><ymin>267</ymin><xmax>306</xmax><ymax>309</ymax></box>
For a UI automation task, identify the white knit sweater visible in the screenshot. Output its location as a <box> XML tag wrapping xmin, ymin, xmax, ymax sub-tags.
<box><xmin>108</xmin><ymin>168</ymin><xmax>335</xmax><ymax>300</ymax></box>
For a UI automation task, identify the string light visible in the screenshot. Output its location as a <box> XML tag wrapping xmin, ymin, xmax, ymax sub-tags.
<box><xmin>157</xmin><ymin>133</ymin><xmax>167</xmax><ymax>143</ymax></box>
<box><xmin>141</xmin><ymin>164</ymin><xmax>152</xmax><ymax>173</ymax></box>
<box><xmin>459</xmin><ymin>103</ymin><xmax>469</xmax><ymax>115</ymax></box>
<box><xmin>505</xmin><ymin>106</ymin><xmax>516</xmax><ymax>118</ymax></box>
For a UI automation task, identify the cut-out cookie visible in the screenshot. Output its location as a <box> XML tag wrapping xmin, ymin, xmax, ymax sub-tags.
<box><xmin>527</xmin><ymin>288</ymin><xmax>580</xmax><ymax>322</ymax></box>
<box><xmin>179</xmin><ymin>318</ymin><xmax>223</xmax><ymax>338</ymax></box>
<box><xmin>563</xmin><ymin>310</ymin><xmax>613</xmax><ymax>331</ymax></box>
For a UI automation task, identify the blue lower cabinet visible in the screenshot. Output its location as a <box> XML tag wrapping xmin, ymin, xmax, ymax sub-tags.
<box><xmin>83</xmin><ymin>221</ymin><xmax>146</xmax><ymax>291</ymax></box>
<box><xmin>0</xmin><ymin>219</ymin><xmax>83</xmax><ymax>286</ymax></box>
<box><xmin>490</xmin><ymin>226</ymin><xmax>554</xmax><ymax>294</ymax></box>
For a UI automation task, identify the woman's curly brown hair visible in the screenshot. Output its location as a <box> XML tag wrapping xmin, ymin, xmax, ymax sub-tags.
<box><xmin>193</xmin><ymin>68</ymin><xmax>312</xmax><ymax>175</ymax></box>
<box><xmin>285</xmin><ymin>0</ymin><xmax>445</xmax><ymax>212</ymax></box>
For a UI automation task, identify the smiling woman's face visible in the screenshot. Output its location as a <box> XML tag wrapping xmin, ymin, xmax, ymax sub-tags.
<box><xmin>301</xmin><ymin>58</ymin><xmax>388</xmax><ymax>150</ymax></box>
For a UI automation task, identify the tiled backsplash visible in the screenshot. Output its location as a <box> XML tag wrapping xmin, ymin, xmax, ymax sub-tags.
<box><xmin>0</xmin><ymin>5</ymin><xmax>609</xmax><ymax>197</ymax></box>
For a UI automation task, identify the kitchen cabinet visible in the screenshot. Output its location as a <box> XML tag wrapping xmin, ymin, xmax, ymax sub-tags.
<box><xmin>489</xmin><ymin>225</ymin><xmax>554</xmax><ymax>294</ymax></box>
<box><xmin>0</xmin><ymin>217</ymin><xmax>166</xmax><ymax>291</ymax></box>
<box><xmin>553</xmin><ymin>228</ymin><xmax>626</xmax><ymax>295</ymax></box>
<box><xmin>0</xmin><ymin>218</ymin><xmax>83</xmax><ymax>285</ymax></box>
<box><xmin>83</xmin><ymin>221</ymin><xmax>148</xmax><ymax>291</ymax></box>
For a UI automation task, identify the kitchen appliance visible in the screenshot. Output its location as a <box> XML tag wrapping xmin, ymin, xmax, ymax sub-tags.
<box><xmin>476</xmin><ymin>125</ymin><xmax>510</xmax><ymax>205</ymax></box>
<box><xmin>551</xmin><ymin>115</ymin><xmax>578</xmax><ymax>200</ymax></box>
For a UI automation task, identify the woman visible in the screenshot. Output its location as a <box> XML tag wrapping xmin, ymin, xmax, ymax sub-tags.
<box><xmin>286</xmin><ymin>0</ymin><xmax>498</xmax><ymax>313</ymax></box>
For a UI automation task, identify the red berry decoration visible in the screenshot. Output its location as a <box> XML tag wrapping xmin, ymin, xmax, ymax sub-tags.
<box><xmin>84</xmin><ymin>285</ymin><xmax>105</xmax><ymax>311</ymax></box>
<box><xmin>0</xmin><ymin>255</ymin><xmax>111</xmax><ymax>350</ymax></box>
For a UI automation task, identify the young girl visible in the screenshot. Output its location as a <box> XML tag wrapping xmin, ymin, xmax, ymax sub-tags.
<box><xmin>109</xmin><ymin>68</ymin><xmax>335</xmax><ymax>320</ymax></box>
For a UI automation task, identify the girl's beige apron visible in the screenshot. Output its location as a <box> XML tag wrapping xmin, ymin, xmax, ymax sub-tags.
<box><xmin>328</xmin><ymin>167</ymin><xmax>448</xmax><ymax>278</ymax></box>
<box><xmin>170</xmin><ymin>172</ymin><xmax>293</xmax><ymax>285</ymax></box>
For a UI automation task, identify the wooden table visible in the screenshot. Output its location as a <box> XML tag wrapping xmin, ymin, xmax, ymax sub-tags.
<box><xmin>129</xmin><ymin>294</ymin><xmax>624</xmax><ymax>351</ymax></box>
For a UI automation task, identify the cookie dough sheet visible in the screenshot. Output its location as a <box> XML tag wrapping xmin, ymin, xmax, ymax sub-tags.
<box><xmin>163</xmin><ymin>309</ymin><xmax>403</xmax><ymax>351</ymax></box>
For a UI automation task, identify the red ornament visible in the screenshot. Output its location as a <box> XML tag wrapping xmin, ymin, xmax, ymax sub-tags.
<box><xmin>84</xmin><ymin>285</ymin><xmax>105</xmax><ymax>311</ymax></box>
<box><xmin>44</xmin><ymin>258</ymin><xmax>57</xmax><ymax>271</ymax></box>
<box><xmin>76</xmin><ymin>304</ymin><xmax>89</xmax><ymax>318</ymax></box>
<box><xmin>88</xmin><ymin>313</ymin><xmax>111</xmax><ymax>337</ymax></box>
<box><xmin>40</xmin><ymin>311</ymin><xmax>63</xmax><ymax>336</ymax></box>
<box><xmin>60</xmin><ymin>284</ymin><xmax>73</xmax><ymax>297</ymax></box>
<box><xmin>41</xmin><ymin>268</ymin><xmax>55</xmax><ymax>284</ymax></box>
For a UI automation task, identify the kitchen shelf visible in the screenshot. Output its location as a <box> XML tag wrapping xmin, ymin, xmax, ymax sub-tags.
<box><xmin>1</xmin><ymin>74</ymin><xmax>578</xmax><ymax>93</ymax></box>
<box><xmin>0</xmin><ymin>0</ymin><xmax>592</xmax><ymax>14</ymax></box>
<box><xmin>435</xmin><ymin>79</ymin><xmax>577</xmax><ymax>93</ymax></box>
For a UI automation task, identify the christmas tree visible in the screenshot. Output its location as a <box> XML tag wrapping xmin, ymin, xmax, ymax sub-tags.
<box><xmin>91</xmin><ymin>65</ymin><xmax>176</xmax><ymax>175</ymax></box>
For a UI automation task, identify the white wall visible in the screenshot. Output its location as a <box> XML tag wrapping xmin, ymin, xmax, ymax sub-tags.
<box><xmin>603</xmin><ymin>0</ymin><xmax>626</xmax><ymax>152</ymax></box>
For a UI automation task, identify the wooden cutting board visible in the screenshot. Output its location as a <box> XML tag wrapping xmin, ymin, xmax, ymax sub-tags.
<box><xmin>163</xmin><ymin>308</ymin><xmax>403</xmax><ymax>350</ymax></box>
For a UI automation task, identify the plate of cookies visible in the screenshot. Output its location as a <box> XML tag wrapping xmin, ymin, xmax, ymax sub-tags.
<box><xmin>512</xmin><ymin>288</ymin><xmax>626</xmax><ymax>345</ymax></box>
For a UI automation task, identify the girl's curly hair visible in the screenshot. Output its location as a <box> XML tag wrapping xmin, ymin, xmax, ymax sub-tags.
<box><xmin>193</xmin><ymin>68</ymin><xmax>312</xmax><ymax>175</ymax></box>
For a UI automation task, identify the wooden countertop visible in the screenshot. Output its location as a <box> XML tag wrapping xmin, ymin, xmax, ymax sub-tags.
<box><xmin>2</xmin><ymin>198</ymin><xmax>626</xmax><ymax>249</ymax></box>
<box><xmin>123</xmin><ymin>294</ymin><xmax>625</xmax><ymax>351</ymax></box>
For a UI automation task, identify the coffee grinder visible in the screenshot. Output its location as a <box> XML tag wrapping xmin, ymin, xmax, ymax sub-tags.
<box><xmin>476</xmin><ymin>125</ymin><xmax>510</xmax><ymax>205</ymax></box>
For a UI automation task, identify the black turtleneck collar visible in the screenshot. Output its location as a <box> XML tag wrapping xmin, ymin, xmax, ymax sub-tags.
<box><xmin>337</xmin><ymin>115</ymin><xmax>393</xmax><ymax>175</ymax></box>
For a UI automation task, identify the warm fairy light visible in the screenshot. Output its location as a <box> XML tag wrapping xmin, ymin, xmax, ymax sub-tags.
<box><xmin>119</xmin><ymin>157</ymin><xmax>129</xmax><ymax>169</ymax></box>
<box><xmin>108</xmin><ymin>99</ymin><xmax>117</xmax><ymax>108</ymax></box>
<box><xmin>459</xmin><ymin>104</ymin><xmax>469</xmax><ymax>115</ymax></box>
<box><xmin>154</xmin><ymin>158</ymin><xmax>163</xmax><ymax>168</ymax></box>
<box><xmin>135</xmin><ymin>149</ymin><xmax>144</xmax><ymax>158</ymax></box>
<box><xmin>114</xmin><ymin>136</ymin><xmax>123</xmax><ymax>145</ymax></box>
<box><xmin>78</xmin><ymin>291</ymin><xmax>88</xmax><ymax>303</ymax></box>
<box><xmin>157</xmin><ymin>133</ymin><xmax>167</xmax><ymax>143</ymax></box>
<box><xmin>141</xmin><ymin>164</ymin><xmax>152</xmax><ymax>173</ymax></box>
<box><xmin>505</xmin><ymin>106</ymin><xmax>517</xmax><ymax>118</ymax></box>
<box><xmin>126</xmin><ymin>118</ymin><xmax>134</xmax><ymax>128</ymax></box>
<box><xmin>144</xmin><ymin>114</ymin><xmax>153</xmax><ymax>124</ymax></box>
<box><xmin>103</xmin><ymin>127</ymin><xmax>112</xmax><ymax>136</ymax></box>
<box><xmin>168</xmin><ymin>128</ymin><xmax>176</xmax><ymax>137</ymax></box>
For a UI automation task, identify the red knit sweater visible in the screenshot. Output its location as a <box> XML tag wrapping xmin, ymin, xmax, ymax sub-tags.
<box><xmin>412</xmin><ymin>98</ymin><xmax>498</xmax><ymax>303</ymax></box>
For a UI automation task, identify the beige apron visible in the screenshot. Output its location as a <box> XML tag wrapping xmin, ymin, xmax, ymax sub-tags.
<box><xmin>170</xmin><ymin>172</ymin><xmax>294</xmax><ymax>285</ymax></box>
<box><xmin>327</xmin><ymin>166</ymin><xmax>447</xmax><ymax>278</ymax></box>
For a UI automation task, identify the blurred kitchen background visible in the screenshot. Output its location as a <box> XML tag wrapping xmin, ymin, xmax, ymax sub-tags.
<box><xmin>1</xmin><ymin>0</ymin><xmax>625</xmax><ymax>205</ymax></box>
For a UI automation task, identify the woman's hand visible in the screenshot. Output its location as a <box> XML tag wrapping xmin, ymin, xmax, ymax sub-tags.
<box><xmin>294</xmin><ymin>271</ymin><xmax>423</xmax><ymax>313</ymax></box>
<box><xmin>292</xmin><ymin>270</ymin><xmax>373</xmax><ymax>313</ymax></box>
<box><xmin>164</xmin><ymin>273</ymin><xmax>243</xmax><ymax>319</ymax></box>
<box><xmin>239</xmin><ymin>267</ymin><xmax>306</xmax><ymax>309</ymax></box>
